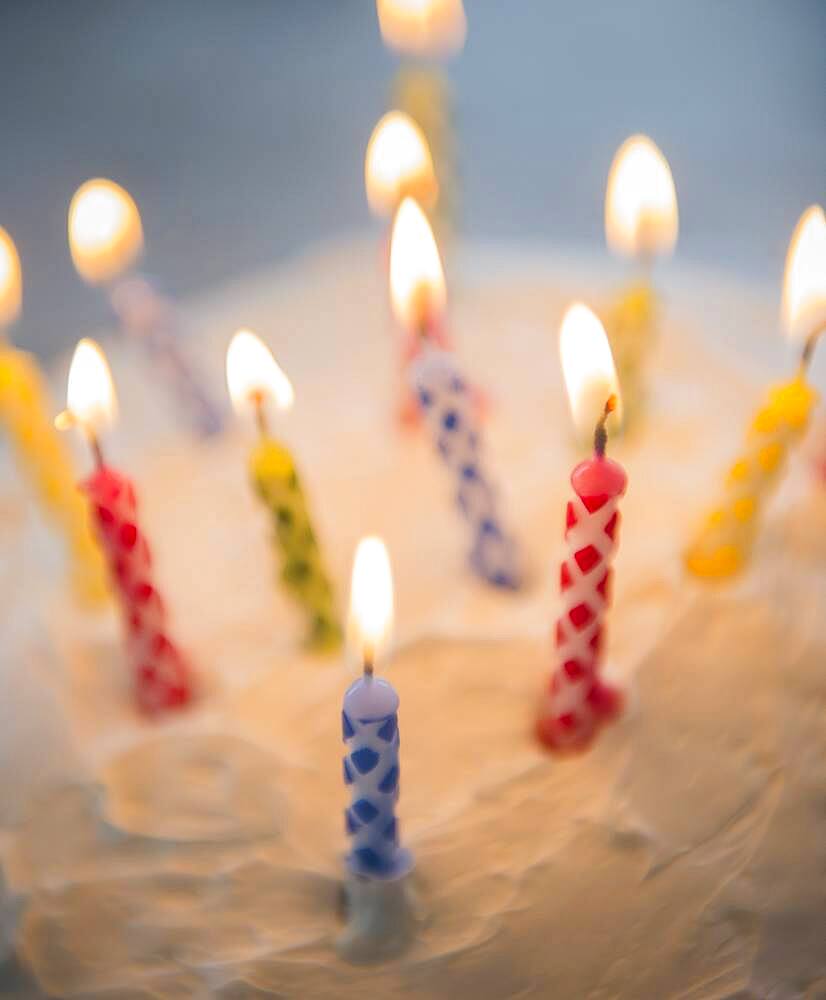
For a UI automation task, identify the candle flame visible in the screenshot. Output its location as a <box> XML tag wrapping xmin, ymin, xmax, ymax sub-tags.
<box><xmin>63</xmin><ymin>338</ymin><xmax>118</xmax><ymax>434</ymax></box>
<box><xmin>68</xmin><ymin>179</ymin><xmax>144</xmax><ymax>285</ymax></box>
<box><xmin>559</xmin><ymin>303</ymin><xmax>622</xmax><ymax>441</ymax></box>
<box><xmin>389</xmin><ymin>197</ymin><xmax>446</xmax><ymax>332</ymax></box>
<box><xmin>226</xmin><ymin>329</ymin><xmax>294</xmax><ymax>422</ymax></box>
<box><xmin>365</xmin><ymin>111</ymin><xmax>438</xmax><ymax>218</ymax></box>
<box><xmin>605</xmin><ymin>135</ymin><xmax>678</xmax><ymax>259</ymax></box>
<box><xmin>782</xmin><ymin>204</ymin><xmax>826</xmax><ymax>342</ymax></box>
<box><xmin>376</xmin><ymin>0</ymin><xmax>466</xmax><ymax>57</ymax></box>
<box><xmin>349</xmin><ymin>535</ymin><xmax>395</xmax><ymax>667</ymax></box>
<box><xmin>0</xmin><ymin>227</ymin><xmax>22</xmax><ymax>328</ymax></box>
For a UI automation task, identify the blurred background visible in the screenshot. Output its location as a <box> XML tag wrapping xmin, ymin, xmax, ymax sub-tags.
<box><xmin>1</xmin><ymin>0</ymin><xmax>824</xmax><ymax>357</ymax></box>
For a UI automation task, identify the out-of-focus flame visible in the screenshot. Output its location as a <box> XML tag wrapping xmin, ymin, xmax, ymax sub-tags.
<box><xmin>63</xmin><ymin>338</ymin><xmax>118</xmax><ymax>434</ymax></box>
<box><xmin>782</xmin><ymin>204</ymin><xmax>826</xmax><ymax>342</ymax></box>
<box><xmin>365</xmin><ymin>111</ymin><xmax>438</xmax><ymax>218</ymax></box>
<box><xmin>68</xmin><ymin>179</ymin><xmax>144</xmax><ymax>285</ymax></box>
<box><xmin>349</xmin><ymin>535</ymin><xmax>394</xmax><ymax>666</ymax></box>
<box><xmin>559</xmin><ymin>303</ymin><xmax>623</xmax><ymax>440</ymax></box>
<box><xmin>376</xmin><ymin>0</ymin><xmax>466</xmax><ymax>57</ymax></box>
<box><xmin>389</xmin><ymin>197</ymin><xmax>446</xmax><ymax>331</ymax></box>
<box><xmin>226</xmin><ymin>329</ymin><xmax>294</xmax><ymax>421</ymax></box>
<box><xmin>0</xmin><ymin>227</ymin><xmax>22</xmax><ymax>328</ymax></box>
<box><xmin>605</xmin><ymin>135</ymin><xmax>678</xmax><ymax>259</ymax></box>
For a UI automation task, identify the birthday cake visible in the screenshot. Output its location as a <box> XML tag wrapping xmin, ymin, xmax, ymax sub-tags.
<box><xmin>1</xmin><ymin>237</ymin><xmax>825</xmax><ymax>999</ymax></box>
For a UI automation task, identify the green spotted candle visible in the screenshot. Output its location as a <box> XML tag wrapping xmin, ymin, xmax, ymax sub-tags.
<box><xmin>227</xmin><ymin>329</ymin><xmax>341</xmax><ymax>652</ymax></box>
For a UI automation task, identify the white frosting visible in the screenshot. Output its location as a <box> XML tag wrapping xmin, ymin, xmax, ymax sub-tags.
<box><xmin>1</xmin><ymin>238</ymin><xmax>824</xmax><ymax>997</ymax></box>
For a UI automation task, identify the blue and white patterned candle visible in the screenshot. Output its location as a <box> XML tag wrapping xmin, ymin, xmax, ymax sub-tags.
<box><xmin>68</xmin><ymin>178</ymin><xmax>225</xmax><ymax>439</ymax></box>
<box><xmin>343</xmin><ymin>537</ymin><xmax>412</xmax><ymax>880</ymax></box>
<box><xmin>411</xmin><ymin>346</ymin><xmax>522</xmax><ymax>589</ymax></box>
<box><xmin>389</xmin><ymin>198</ymin><xmax>522</xmax><ymax>589</ymax></box>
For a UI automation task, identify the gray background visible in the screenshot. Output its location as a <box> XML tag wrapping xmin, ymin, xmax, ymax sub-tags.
<box><xmin>0</xmin><ymin>0</ymin><xmax>824</xmax><ymax>358</ymax></box>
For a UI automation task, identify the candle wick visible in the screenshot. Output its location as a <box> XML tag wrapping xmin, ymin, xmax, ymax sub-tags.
<box><xmin>363</xmin><ymin>645</ymin><xmax>375</xmax><ymax>678</ymax></box>
<box><xmin>251</xmin><ymin>390</ymin><xmax>270</xmax><ymax>437</ymax></box>
<box><xmin>89</xmin><ymin>430</ymin><xmax>105</xmax><ymax>470</ymax></box>
<box><xmin>594</xmin><ymin>395</ymin><xmax>617</xmax><ymax>458</ymax></box>
<box><xmin>799</xmin><ymin>327</ymin><xmax>823</xmax><ymax>376</ymax></box>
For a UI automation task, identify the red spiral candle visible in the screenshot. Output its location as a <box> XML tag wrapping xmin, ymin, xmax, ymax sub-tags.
<box><xmin>537</xmin><ymin>397</ymin><xmax>627</xmax><ymax>753</ymax></box>
<box><xmin>58</xmin><ymin>338</ymin><xmax>193</xmax><ymax>716</ymax></box>
<box><xmin>84</xmin><ymin>465</ymin><xmax>192</xmax><ymax>714</ymax></box>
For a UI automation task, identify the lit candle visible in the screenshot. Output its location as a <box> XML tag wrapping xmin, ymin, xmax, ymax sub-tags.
<box><xmin>685</xmin><ymin>205</ymin><xmax>826</xmax><ymax>579</ymax></box>
<box><xmin>226</xmin><ymin>330</ymin><xmax>341</xmax><ymax>651</ymax></box>
<box><xmin>537</xmin><ymin>305</ymin><xmax>626</xmax><ymax>753</ymax></box>
<box><xmin>365</xmin><ymin>111</ymin><xmax>438</xmax><ymax>220</ymax></box>
<box><xmin>377</xmin><ymin>0</ymin><xmax>466</xmax><ymax>243</ymax></box>
<box><xmin>56</xmin><ymin>339</ymin><xmax>194</xmax><ymax>713</ymax></box>
<box><xmin>603</xmin><ymin>135</ymin><xmax>678</xmax><ymax>427</ymax></box>
<box><xmin>0</xmin><ymin>227</ymin><xmax>107</xmax><ymax>605</ymax></box>
<box><xmin>68</xmin><ymin>178</ymin><xmax>224</xmax><ymax>438</ymax></box>
<box><xmin>392</xmin><ymin>198</ymin><xmax>522</xmax><ymax>588</ymax></box>
<box><xmin>342</xmin><ymin>536</ymin><xmax>412</xmax><ymax>879</ymax></box>
<box><xmin>376</xmin><ymin>0</ymin><xmax>466</xmax><ymax>56</ymax></box>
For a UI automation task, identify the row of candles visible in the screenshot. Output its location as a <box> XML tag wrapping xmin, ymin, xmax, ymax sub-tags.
<box><xmin>2</xmin><ymin>180</ymin><xmax>823</xmax><ymax>720</ymax></box>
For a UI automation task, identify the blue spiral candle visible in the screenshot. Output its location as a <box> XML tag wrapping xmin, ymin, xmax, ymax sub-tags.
<box><xmin>343</xmin><ymin>537</ymin><xmax>412</xmax><ymax>881</ymax></box>
<box><xmin>342</xmin><ymin>675</ymin><xmax>412</xmax><ymax>879</ymax></box>
<box><xmin>411</xmin><ymin>346</ymin><xmax>523</xmax><ymax>589</ymax></box>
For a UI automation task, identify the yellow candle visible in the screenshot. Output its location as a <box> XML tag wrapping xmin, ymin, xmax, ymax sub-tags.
<box><xmin>684</xmin><ymin>375</ymin><xmax>818</xmax><ymax>578</ymax></box>
<box><xmin>685</xmin><ymin>204</ymin><xmax>826</xmax><ymax>580</ymax></box>
<box><xmin>391</xmin><ymin>67</ymin><xmax>455</xmax><ymax>238</ymax></box>
<box><xmin>0</xmin><ymin>343</ymin><xmax>107</xmax><ymax>606</ymax></box>
<box><xmin>227</xmin><ymin>330</ymin><xmax>341</xmax><ymax>652</ymax></box>
<box><xmin>602</xmin><ymin>135</ymin><xmax>678</xmax><ymax>428</ymax></box>
<box><xmin>249</xmin><ymin>437</ymin><xmax>341</xmax><ymax>651</ymax></box>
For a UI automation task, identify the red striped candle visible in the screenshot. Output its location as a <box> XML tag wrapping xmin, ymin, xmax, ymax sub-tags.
<box><xmin>537</xmin><ymin>392</ymin><xmax>626</xmax><ymax>753</ymax></box>
<box><xmin>58</xmin><ymin>338</ymin><xmax>193</xmax><ymax>715</ymax></box>
<box><xmin>85</xmin><ymin>464</ymin><xmax>192</xmax><ymax>714</ymax></box>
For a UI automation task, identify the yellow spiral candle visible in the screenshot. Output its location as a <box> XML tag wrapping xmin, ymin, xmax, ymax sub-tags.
<box><xmin>684</xmin><ymin>375</ymin><xmax>818</xmax><ymax>579</ymax></box>
<box><xmin>391</xmin><ymin>66</ymin><xmax>456</xmax><ymax>239</ymax></box>
<box><xmin>0</xmin><ymin>227</ymin><xmax>106</xmax><ymax>605</ymax></box>
<box><xmin>227</xmin><ymin>330</ymin><xmax>341</xmax><ymax>653</ymax></box>
<box><xmin>0</xmin><ymin>343</ymin><xmax>107</xmax><ymax>605</ymax></box>
<box><xmin>603</xmin><ymin>135</ymin><xmax>678</xmax><ymax>428</ymax></box>
<box><xmin>686</xmin><ymin>203</ymin><xmax>826</xmax><ymax>580</ymax></box>
<box><xmin>250</xmin><ymin>438</ymin><xmax>341</xmax><ymax>651</ymax></box>
<box><xmin>601</xmin><ymin>281</ymin><xmax>657</xmax><ymax>430</ymax></box>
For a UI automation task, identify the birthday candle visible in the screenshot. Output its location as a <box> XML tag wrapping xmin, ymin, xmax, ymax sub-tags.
<box><xmin>537</xmin><ymin>306</ymin><xmax>626</xmax><ymax>753</ymax></box>
<box><xmin>68</xmin><ymin>178</ymin><xmax>224</xmax><ymax>438</ymax></box>
<box><xmin>391</xmin><ymin>199</ymin><xmax>522</xmax><ymax>588</ymax></box>
<box><xmin>602</xmin><ymin>135</ymin><xmax>678</xmax><ymax>431</ymax></box>
<box><xmin>0</xmin><ymin>227</ymin><xmax>106</xmax><ymax>605</ymax></box>
<box><xmin>685</xmin><ymin>205</ymin><xmax>826</xmax><ymax>580</ymax></box>
<box><xmin>377</xmin><ymin>0</ymin><xmax>465</xmax><ymax>231</ymax></box>
<box><xmin>57</xmin><ymin>340</ymin><xmax>193</xmax><ymax>713</ymax></box>
<box><xmin>342</xmin><ymin>536</ymin><xmax>412</xmax><ymax>880</ymax></box>
<box><xmin>226</xmin><ymin>330</ymin><xmax>341</xmax><ymax>652</ymax></box>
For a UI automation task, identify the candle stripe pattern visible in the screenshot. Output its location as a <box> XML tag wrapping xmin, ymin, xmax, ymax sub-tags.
<box><xmin>251</xmin><ymin>438</ymin><xmax>342</xmax><ymax>652</ymax></box>
<box><xmin>342</xmin><ymin>681</ymin><xmax>412</xmax><ymax>880</ymax></box>
<box><xmin>684</xmin><ymin>376</ymin><xmax>818</xmax><ymax>580</ymax></box>
<box><xmin>602</xmin><ymin>282</ymin><xmax>656</xmax><ymax>432</ymax></box>
<box><xmin>109</xmin><ymin>275</ymin><xmax>224</xmax><ymax>438</ymax></box>
<box><xmin>0</xmin><ymin>346</ymin><xmax>108</xmax><ymax>605</ymax></box>
<box><xmin>411</xmin><ymin>347</ymin><xmax>522</xmax><ymax>589</ymax></box>
<box><xmin>84</xmin><ymin>465</ymin><xmax>193</xmax><ymax>714</ymax></box>
<box><xmin>537</xmin><ymin>463</ymin><xmax>626</xmax><ymax>752</ymax></box>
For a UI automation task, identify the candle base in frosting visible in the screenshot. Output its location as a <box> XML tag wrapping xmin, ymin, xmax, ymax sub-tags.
<box><xmin>337</xmin><ymin>871</ymin><xmax>420</xmax><ymax>964</ymax></box>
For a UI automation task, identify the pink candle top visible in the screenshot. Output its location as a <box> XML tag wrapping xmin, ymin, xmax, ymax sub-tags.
<box><xmin>571</xmin><ymin>455</ymin><xmax>627</xmax><ymax>510</ymax></box>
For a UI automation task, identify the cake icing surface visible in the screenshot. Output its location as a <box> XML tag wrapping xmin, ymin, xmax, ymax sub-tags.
<box><xmin>1</xmin><ymin>238</ymin><xmax>825</xmax><ymax>998</ymax></box>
